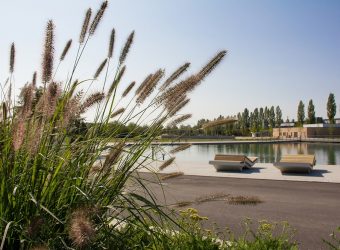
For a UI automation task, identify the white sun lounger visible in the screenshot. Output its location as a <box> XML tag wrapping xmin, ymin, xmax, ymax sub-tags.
<box><xmin>274</xmin><ymin>154</ymin><xmax>316</xmax><ymax>173</ymax></box>
<box><xmin>209</xmin><ymin>154</ymin><xmax>258</xmax><ymax>172</ymax></box>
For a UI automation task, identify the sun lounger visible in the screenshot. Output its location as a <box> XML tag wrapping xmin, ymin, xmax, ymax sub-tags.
<box><xmin>274</xmin><ymin>154</ymin><xmax>316</xmax><ymax>173</ymax></box>
<box><xmin>209</xmin><ymin>154</ymin><xmax>258</xmax><ymax>171</ymax></box>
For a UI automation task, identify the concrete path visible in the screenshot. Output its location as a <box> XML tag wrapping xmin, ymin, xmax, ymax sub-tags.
<box><xmin>141</xmin><ymin>173</ymin><xmax>340</xmax><ymax>250</ymax></box>
<box><xmin>141</xmin><ymin>161</ymin><xmax>340</xmax><ymax>183</ymax></box>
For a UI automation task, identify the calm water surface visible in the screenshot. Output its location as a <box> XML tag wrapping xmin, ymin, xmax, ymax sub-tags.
<box><xmin>158</xmin><ymin>143</ymin><xmax>340</xmax><ymax>165</ymax></box>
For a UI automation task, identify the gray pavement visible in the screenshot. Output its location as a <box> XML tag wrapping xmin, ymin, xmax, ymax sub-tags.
<box><xmin>141</xmin><ymin>173</ymin><xmax>340</xmax><ymax>250</ymax></box>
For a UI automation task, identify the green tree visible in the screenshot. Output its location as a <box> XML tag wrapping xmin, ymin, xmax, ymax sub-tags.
<box><xmin>269</xmin><ymin>106</ymin><xmax>275</xmax><ymax>128</ymax></box>
<box><xmin>327</xmin><ymin>93</ymin><xmax>336</xmax><ymax>124</ymax></box>
<box><xmin>275</xmin><ymin>106</ymin><xmax>282</xmax><ymax>127</ymax></box>
<box><xmin>297</xmin><ymin>100</ymin><xmax>305</xmax><ymax>126</ymax></box>
<box><xmin>307</xmin><ymin>99</ymin><xmax>316</xmax><ymax>124</ymax></box>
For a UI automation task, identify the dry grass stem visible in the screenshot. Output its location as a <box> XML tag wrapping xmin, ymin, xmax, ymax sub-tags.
<box><xmin>119</xmin><ymin>31</ymin><xmax>134</xmax><ymax>64</ymax></box>
<box><xmin>159</xmin><ymin>157</ymin><xmax>175</xmax><ymax>171</ymax></box>
<box><xmin>108</xmin><ymin>28</ymin><xmax>115</xmax><ymax>58</ymax></box>
<box><xmin>169</xmin><ymin>114</ymin><xmax>192</xmax><ymax>127</ymax></box>
<box><xmin>9</xmin><ymin>42</ymin><xmax>15</xmax><ymax>73</ymax></box>
<box><xmin>60</xmin><ymin>39</ymin><xmax>72</xmax><ymax>61</ymax></box>
<box><xmin>195</xmin><ymin>193</ymin><xmax>229</xmax><ymax>204</ymax></box>
<box><xmin>136</xmin><ymin>69</ymin><xmax>164</xmax><ymax>104</ymax></box>
<box><xmin>173</xmin><ymin>201</ymin><xmax>194</xmax><ymax>207</ymax></box>
<box><xmin>94</xmin><ymin>59</ymin><xmax>107</xmax><ymax>78</ymax></box>
<box><xmin>79</xmin><ymin>8</ymin><xmax>92</xmax><ymax>43</ymax></box>
<box><xmin>89</xmin><ymin>1</ymin><xmax>108</xmax><ymax>35</ymax></box>
<box><xmin>227</xmin><ymin>195</ymin><xmax>263</xmax><ymax>205</ymax></box>
<box><xmin>160</xmin><ymin>171</ymin><xmax>184</xmax><ymax>180</ymax></box>
<box><xmin>41</xmin><ymin>20</ymin><xmax>55</xmax><ymax>84</ymax></box>
<box><xmin>160</xmin><ymin>62</ymin><xmax>190</xmax><ymax>91</ymax></box>
<box><xmin>80</xmin><ymin>92</ymin><xmax>105</xmax><ymax>113</ymax></box>
<box><xmin>202</xmin><ymin>118</ymin><xmax>237</xmax><ymax>130</ymax></box>
<box><xmin>122</xmin><ymin>81</ymin><xmax>135</xmax><ymax>97</ymax></box>
<box><xmin>110</xmin><ymin>108</ymin><xmax>125</xmax><ymax>118</ymax></box>
<box><xmin>170</xmin><ymin>143</ymin><xmax>191</xmax><ymax>154</ymax></box>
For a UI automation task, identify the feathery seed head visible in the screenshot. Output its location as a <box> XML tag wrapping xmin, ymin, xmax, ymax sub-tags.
<box><xmin>60</xmin><ymin>39</ymin><xmax>72</xmax><ymax>61</ymax></box>
<box><xmin>104</xmin><ymin>141</ymin><xmax>125</xmax><ymax>168</ymax></box>
<box><xmin>41</xmin><ymin>20</ymin><xmax>55</xmax><ymax>84</ymax></box>
<box><xmin>119</xmin><ymin>31</ymin><xmax>134</xmax><ymax>64</ymax></box>
<box><xmin>80</xmin><ymin>92</ymin><xmax>105</xmax><ymax>113</ymax></box>
<box><xmin>89</xmin><ymin>1</ymin><xmax>108</xmax><ymax>35</ymax></box>
<box><xmin>79</xmin><ymin>8</ymin><xmax>92</xmax><ymax>43</ymax></box>
<box><xmin>136</xmin><ymin>69</ymin><xmax>164</xmax><ymax>104</ymax></box>
<box><xmin>170</xmin><ymin>143</ymin><xmax>192</xmax><ymax>154</ymax></box>
<box><xmin>160</xmin><ymin>62</ymin><xmax>190</xmax><ymax>91</ymax></box>
<box><xmin>110</xmin><ymin>107</ymin><xmax>125</xmax><ymax>118</ymax></box>
<box><xmin>122</xmin><ymin>81</ymin><xmax>135</xmax><ymax>97</ymax></box>
<box><xmin>108</xmin><ymin>28</ymin><xmax>115</xmax><ymax>58</ymax></box>
<box><xmin>108</xmin><ymin>66</ymin><xmax>126</xmax><ymax>96</ymax></box>
<box><xmin>69</xmin><ymin>210</ymin><xmax>95</xmax><ymax>248</ymax></box>
<box><xmin>94</xmin><ymin>59</ymin><xmax>107</xmax><ymax>78</ymax></box>
<box><xmin>202</xmin><ymin>117</ymin><xmax>237</xmax><ymax>130</ymax></box>
<box><xmin>32</xmin><ymin>71</ymin><xmax>37</xmax><ymax>86</ymax></box>
<box><xmin>169</xmin><ymin>114</ymin><xmax>192</xmax><ymax>127</ymax></box>
<box><xmin>198</xmin><ymin>50</ymin><xmax>227</xmax><ymax>80</ymax></box>
<box><xmin>9</xmin><ymin>42</ymin><xmax>15</xmax><ymax>73</ymax></box>
<box><xmin>159</xmin><ymin>157</ymin><xmax>175</xmax><ymax>171</ymax></box>
<box><xmin>12</xmin><ymin>118</ymin><xmax>25</xmax><ymax>151</ymax></box>
<box><xmin>135</xmin><ymin>74</ymin><xmax>152</xmax><ymax>95</ymax></box>
<box><xmin>168</xmin><ymin>97</ymin><xmax>190</xmax><ymax>117</ymax></box>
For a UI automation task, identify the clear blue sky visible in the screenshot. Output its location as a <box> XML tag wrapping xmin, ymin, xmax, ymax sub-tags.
<box><xmin>0</xmin><ymin>0</ymin><xmax>339</xmax><ymax>124</ymax></box>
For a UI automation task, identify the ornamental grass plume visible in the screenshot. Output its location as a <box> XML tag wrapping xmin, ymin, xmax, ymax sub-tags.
<box><xmin>89</xmin><ymin>1</ymin><xmax>108</xmax><ymax>35</ymax></box>
<box><xmin>0</xmin><ymin>2</ymin><xmax>227</xmax><ymax>248</ymax></box>
<box><xmin>104</xmin><ymin>141</ymin><xmax>125</xmax><ymax>169</ymax></box>
<box><xmin>168</xmin><ymin>97</ymin><xmax>190</xmax><ymax>117</ymax></box>
<box><xmin>202</xmin><ymin>117</ymin><xmax>237</xmax><ymax>130</ymax></box>
<box><xmin>110</xmin><ymin>107</ymin><xmax>125</xmax><ymax>118</ymax></box>
<box><xmin>159</xmin><ymin>62</ymin><xmax>190</xmax><ymax>91</ymax></box>
<box><xmin>135</xmin><ymin>74</ymin><xmax>153</xmax><ymax>95</ymax></box>
<box><xmin>9</xmin><ymin>42</ymin><xmax>15</xmax><ymax>73</ymax></box>
<box><xmin>32</xmin><ymin>71</ymin><xmax>37</xmax><ymax>86</ymax></box>
<box><xmin>160</xmin><ymin>171</ymin><xmax>184</xmax><ymax>180</ymax></box>
<box><xmin>170</xmin><ymin>143</ymin><xmax>191</xmax><ymax>154</ymax></box>
<box><xmin>80</xmin><ymin>92</ymin><xmax>105</xmax><ymax>113</ymax></box>
<box><xmin>68</xmin><ymin>210</ymin><xmax>95</xmax><ymax>248</ymax></box>
<box><xmin>159</xmin><ymin>157</ymin><xmax>175</xmax><ymax>170</ymax></box>
<box><xmin>122</xmin><ymin>81</ymin><xmax>135</xmax><ymax>97</ymax></box>
<box><xmin>136</xmin><ymin>69</ymin><xmax>164</xmax><ymax>104</ymax></box>
<box><xmin>79</xmin><ymin>8</ymin><xmax>92</xmax><ymax>43</ymax></box>
<box><xmin>94</xmin><ymin>59</ymin><xmax>107</xmax><ymax>78</ymax></box>
<box><xmin>108</xmin><ymin>28</ymin><xmax>115</xmax><ymax>58</ymax></box>
<box><xmin>60</xmin><ymin>39</ymin><xmax>72</xmax><ymax>61</ymax></box>
<box><xmin>119</xmin><ymin>31</ymin><xmax>134</xmax><ymax>64</ymax></box>
<box><xmin>108</xmin><ymin>66</ymin><xmax>126</xmax><ymax>96</ymax></box>
<box><xmin>169</xmin><ymin>114</ymin><xmax>192</xmax><ymax>127</ymax></box>
<box><xmin>41</xmin><ymin>20</ymin><xmax>54</xmax><ymax>84</ymax></box>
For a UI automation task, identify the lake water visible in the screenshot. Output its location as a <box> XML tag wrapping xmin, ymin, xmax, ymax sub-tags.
<box><xmin>157</xmin><ymin>142</ymin><xmax>340</xmax><ymax>165</ymax></box>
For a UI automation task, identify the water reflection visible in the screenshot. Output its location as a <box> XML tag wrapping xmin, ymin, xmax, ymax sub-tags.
<box><xmin>159</xmin><ymin>143</ymin><xmax>340</xmax><ymax>165</ymax></box>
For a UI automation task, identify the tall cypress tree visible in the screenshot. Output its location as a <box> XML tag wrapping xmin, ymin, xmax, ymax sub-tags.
<box><xmin>307</xmin><ymin>99</ymin><xmax>316</xmax><ymax>124</ymax></box>
<box><xmin>297</xmin><ymin>100</ymin><xmax>305</xmax><ymax>126</ymax></box>
<box><xmin>275</xmin><ymin>106</ymin><xmax>282</xmax><ymax>127</ymax></box>
<box><xmin>327</xmin><ymin>93</ymin><xmax>336</xmax><ymax>124</ymax></box>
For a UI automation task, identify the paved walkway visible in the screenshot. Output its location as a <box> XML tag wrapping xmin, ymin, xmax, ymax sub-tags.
<box><xmin>141</xmin><ymin>161</ymin><xmax>340</xmax><ymax>183</ymax></box>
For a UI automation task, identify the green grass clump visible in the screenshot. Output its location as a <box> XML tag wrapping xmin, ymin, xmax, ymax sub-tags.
<box><xmin>0</xmin><ymin>2</ymin><xmax>227</xmax><ymax>249</ymax></box>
